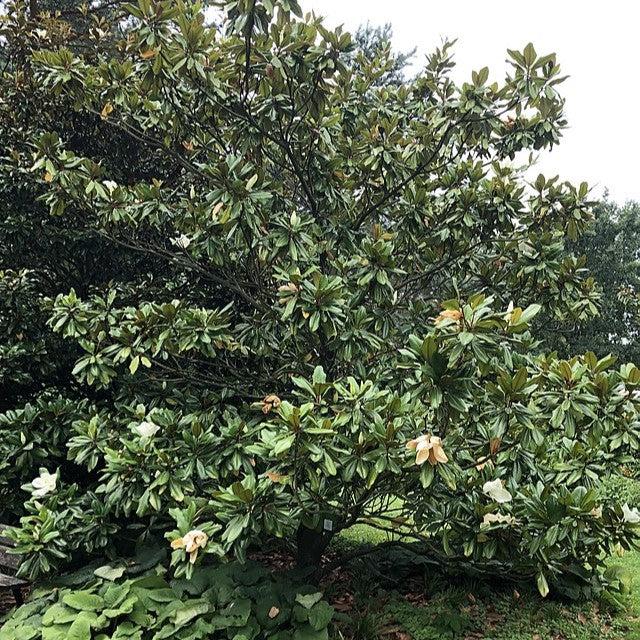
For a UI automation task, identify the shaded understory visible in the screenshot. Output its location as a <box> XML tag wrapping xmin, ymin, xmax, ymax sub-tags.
<box><xmin>3</xmin><ymin>488</ymin><xmax>640</xmax><ymax>639</ymax></box>
<box><xmin>327</xmin><ymin>529</ymin><xmax>640</xmax><ymax>640</ymax></box>
<box><xmin>327</xmin><ymin>485</ymin><xmax>640</xmax><ymax>639</ymax></box>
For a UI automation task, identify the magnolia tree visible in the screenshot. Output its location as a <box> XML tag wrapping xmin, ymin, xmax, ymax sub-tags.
<box><xmin>1</xmin><ymin>0</ymin><xmax>640</xmax><ymax>598</ymax></box>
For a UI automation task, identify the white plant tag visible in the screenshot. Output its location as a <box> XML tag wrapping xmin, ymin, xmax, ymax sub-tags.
<box><xmin>323</xmin><ymin>519</ymin><xmax>333</xmax><ymax>532</ymax></box>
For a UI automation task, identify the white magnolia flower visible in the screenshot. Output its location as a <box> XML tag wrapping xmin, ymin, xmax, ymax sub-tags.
<box><xmin>135</xmin><ymin>420</ymin><xmax>160</xmax><ymax>438</ymax></box>
<box><xmin>406</xmin><ymin>434</ymin><xmax>448</xmax><ymax>466</ymax></box>
<box><xmin>171</xmin><ymin>529</ymin><xmax>208</xmax><ymax>564</ymax></box>
<box><xmin>482</xmin><ymin>479</ymin><xmax>513</xmax><ymax>504</ymax></box>
<box><xmin>171</xmin><ymin>234</ymin><xmax>191</xmax><ymax>249</ymax></box>
<box><xmin>32</xmin><ymin>469</ymin><xmax>57</xmax><ymax>498</ymax></box>
<box><xmin>622</xmin><ymin>503</ymin><xmax>640</xmax><ymax>524</ymax></box>
<box><xmin>504</xmin><ymin>300</ymin><xmax>515</xmax><ymax>323</ymax></box>
<box><xmin>481</xmin><ymin>512</ymin><xmax>516</xmax><ymax>528</ymax></box>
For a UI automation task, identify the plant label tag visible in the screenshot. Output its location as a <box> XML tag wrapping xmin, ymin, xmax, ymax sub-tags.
<box><xmin>323</xmin><ymin>519</ymin><xmax>333</xmax><ymax>532</ymax></box>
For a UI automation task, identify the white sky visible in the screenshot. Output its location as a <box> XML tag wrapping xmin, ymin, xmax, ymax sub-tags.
<box><xmin>304</xmin><ymin>0</ymin><xmax>640</xmax><ymax>204</ymax></box>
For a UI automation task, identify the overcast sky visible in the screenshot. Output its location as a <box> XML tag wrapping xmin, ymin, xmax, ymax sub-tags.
<box><xmin>303</xmin><ymin>0</ymin><xmax>640</xmax><ymax>204</ymax></box>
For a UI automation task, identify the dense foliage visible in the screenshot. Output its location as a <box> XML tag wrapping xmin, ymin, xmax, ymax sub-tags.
<box><xmin>351</xmin><ymin>22</ymin><xmax>415</xmax><ymax>86</ymax></box>
<box><xmin>0</xmin><ymin>560</ymin><xmax>333</xmax><ymax>640</ymax></box>
<box><xmin>541</xmin><ymin>199</ymin><xmax>640</xmax><ymax>364</ymax></box>
<box><xmin>1</xmin><ymin>0</ymin><xmax>639</xmax><ymax>605</ymax></box>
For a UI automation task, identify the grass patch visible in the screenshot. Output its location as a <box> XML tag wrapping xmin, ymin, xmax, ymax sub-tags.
<box><xmin>328</xmin><ymin>544</ymin><xmax>640</xmax><ymax>639</ymax></box>
<box><xmin>336</xmin><ymin>521</ymin><xmax>394</xmax><ymax>546</ymax></box>
<box><xmin>608</xmin><ymin>549</ymin><xmax>640</xmax><ymax>640</ymax></box>
<box><xmin>384</xmin><ymin>591</ymin><xmax>619</xmax><ymax>640</ymax></box>
<box><xmin>332</xmin><ymin>494</ymin><xmax>640</xmax><ymax>638</ymax></box>
<box><xmin>328</xmin><ymin>541</ymin><xmax>636</xmax><ymax>640</ymax></box>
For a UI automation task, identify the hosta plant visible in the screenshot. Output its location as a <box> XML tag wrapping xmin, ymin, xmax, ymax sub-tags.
<box><xmin>0</xmin><ymin>559</ymin><xmax>334</xmax><ymax>640</ymax></box>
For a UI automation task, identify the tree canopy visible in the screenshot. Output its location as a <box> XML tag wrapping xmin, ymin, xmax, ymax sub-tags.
<box><xmin>1</xmin><ymin>0</ymin><xmax>639</xmax><ymax>599</ymax></box>
<box><xmin>541</xmin><ymin>199</ymin><xmax>640</xmax><ymax>363</ymax></box>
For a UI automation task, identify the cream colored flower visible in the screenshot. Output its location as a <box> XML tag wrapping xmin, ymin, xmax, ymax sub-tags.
<box><xmin>278</xmin><ymin>283</ymin><xmax>299</xmax><ymax>295</ymax></box>
<box><xmin>617</xmin><ymin>385</ymin><xmax>630</xmax><ymax>398</ymax></box>
<box><xmin>481</xmin><ymin>512</ymin><xmax>516</xmax><ymax>528</ymax></box>
<box><xmin>100</xmin><ymin>102</ymin><xmax>114</xmax><ymax>120</ymax></box>
<box><xmin>171</xmin><ymin>529</ymin><xmax>208</xmax><ymax>564</ymax></box>
<box><xmin>482</xmin><ymin>479</ymin><xmax>512</xmax><ymax>504</ymax></box>
<box><xmin>434</xmin><ymin>309</ymin><xmax>462</xmax><ymax>324</ymax></box>
<box><xmin>622</xmin><ymin>503</ymin><xmax>640</xmax><ymax>524</ymax></box>
<box><xmin>32</xmin><ymin>469</ymin><xmax>57</xmax><ymax>498</ymax></box>
<box><xmin>261</xmin><ymin>394</ymin><xmax>281</xmax><ymax>414</ymax></box>
<box><xmin>134</xmin><ymin>420</ymin><xmax>160</xmax><ymax>438</ymax></box>
<box><xmin>475</xmin><ymin>456</ymin><xmax>493</xmax><ymax>471</ymax></box>
<box><xmin>504</xmin><ymin>301</ymin><xmax>515</xmax><ymax>324</ymax></box>
<box><xmin>407</xmin><ymin>434</ymin><xmax>448</xmax><ymax>466</ymax></box>
<box><xmin>264</xmin><ymin>470</ymin><xmax>286</xmax><ymax>483</ymax></box>
<box><xmin>590</xmin><ymin>506</ymin><xmax>603</xmax><ymax>518</ymax></box>
<box><xmin>171</xmin><ymin>234</ymin><xmax>191</xmax><ymax>249</ymax></box>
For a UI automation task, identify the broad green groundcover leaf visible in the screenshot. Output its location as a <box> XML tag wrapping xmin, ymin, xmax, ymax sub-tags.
<box><xmin>62</xmin><ymin>592</ymin><xmax>104</xmax><ymax>611</ymax></box>
<box><xmin>0</xmin><ymin>562</ymin><xmax>333</xmax><ymax>639</ymax></box>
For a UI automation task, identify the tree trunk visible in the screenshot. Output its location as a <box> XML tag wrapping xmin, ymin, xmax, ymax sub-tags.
<box><xmin>295</xmin><ymin>524</ymin><xmax>333</xmax><ymax>575</ymax></box>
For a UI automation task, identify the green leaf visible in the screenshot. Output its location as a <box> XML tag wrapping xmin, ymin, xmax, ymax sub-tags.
<box><xmin>273</xmin><ymin>434</ymin><xmax>295</xmax><ymax>456</ymax></box>
<box><xmin>173</xmin><ymin>599</ymin><xmax>211</xmax><ymax>627</ymax></box>
<box><xmin>536</xmin><ymin>572</ymin><xmax>549</xmax><ymax>597</ymax></box>
<box><xmin>42</xmin><ymin>603</ymin><xmax>77</xmax><ymax>626</ymax></box>
<box><xmin>293</xmin><ymin>624</ymin><xmax>329</xmax><ymax>640</ymax></box>
<box><xmin>419</xmin><ymin>464</ymin><xmax>434</xmax><ymax>488</ymax></box>
<box><xmin>62</xmin><ymin>592</ymin><xmax>104</xmax><ymax>611</ymax></box>
<box><xmin>67</xmin><ymin>615</ymin><xmax>91</xmax><ymax>640</ymax></box>
<box><xmin>476</xmin><ymin>66</ymin><xmax>488</xmax><ymax>85</ymax></box>
<box><xmin>523</xmin><ymin>42</ymin><xmax>537</xmax><ymax>66</ymax></box>
<box><xmin>308</xmin><ymin>601</ymin><xmax>333</xmax><ymax>630</ymax></box>
<box><xmin>94</xmin><ymin>564</ymin><xmax>126</xmax><ymax>581</ymax></box>
<box><xmin>519</xmin><ymin>304</ymin><xmax>542</xmax><ymax>324</ymax></box>
<box><xmin>295</xmin><ymin>592</ymin><xmax>323</xmax><ymax>609</ymax></box>
<box><xmin>512</xmin><ymin>367</ymin><xmax>527</xmax><ymax>392</ymax></box>
<box><xmin>312</xmin><ymin>366</ymin><xmax>326</xmax><ymax>385</ymax></box>
<box><xmin>210</xmin><ymin>598</ymin><xmax>251</xmax><ymax>627</ymax></box>
<box><xmin>420</xmin><ymin>336</ymin><xmax>437</xmax><ymax>360</ymax></box>
<box><xmin>459</xmin><ymin>332</ymin><xmax>474</xmax><ymax>346</ymax></box>
<box><xmin>224</xmin><ymin>514</ymin><xmax>249</xmax><ymax>544</ymax></box>
<box><xmin>43</xmin><ymin>625</ymin><xmax>72</xmax><ymax>640</ymax></box>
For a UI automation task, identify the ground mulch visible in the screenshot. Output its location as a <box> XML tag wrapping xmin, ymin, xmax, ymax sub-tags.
<box><xmin>0</xmin><ymin>586</ymin><xmax>29</xmax><ymax>616</ymax></box>
<box><xmin>0</xmin><ymin>592</ymin><xmax>14</xmax><ymax>615</ymax></box>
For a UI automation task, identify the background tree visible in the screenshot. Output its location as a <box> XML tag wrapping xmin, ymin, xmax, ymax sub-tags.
<box><xmin>351</xmin><ymin>22</ymin><xmax>415</xmax><ymax>86</ymax></box>
<box><xmin>0</xmin><ymin>0</ymin><xmax>159</xmax><ymax>514</ymax></box>
<box><xmin>541</xmin><ymin>199</ymin><xmax>640</xmax><ymax>363</ymax></box>
<box><xmin>0</xmin><ymin>0</ymin><xmax>638</xmax><ymax>600</ymax></box>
